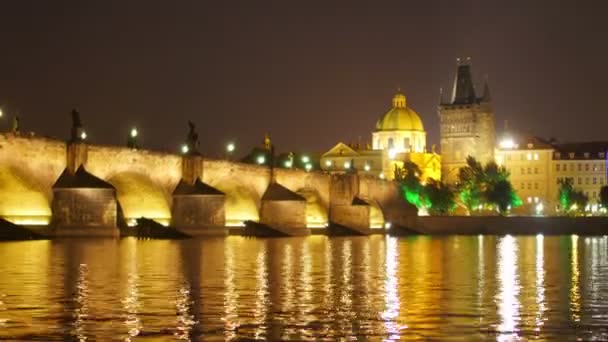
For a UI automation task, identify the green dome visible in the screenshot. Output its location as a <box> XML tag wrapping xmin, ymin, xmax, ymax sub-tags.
<box><xmin>375</xmin><ymin>93</ymin><xmax>424</xmax><ymax>131</ymax></box>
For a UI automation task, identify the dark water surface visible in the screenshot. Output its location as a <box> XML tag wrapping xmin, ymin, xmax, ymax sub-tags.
<box><xmin>0</xmin><ymin>235</ymin><xmax>607</xmax><ymax>341</ymax></box>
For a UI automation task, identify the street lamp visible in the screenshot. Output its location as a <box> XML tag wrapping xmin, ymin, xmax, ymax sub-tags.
<box><xmin>226</xmin><ymin>142</ymin><xmax>235</xmax><ymax>153</ymax></box>
<box><xmin>0</xmin><ymin>107</ymin><xmax>3</xmax><ymax>118</ymax></box>
<box><xmin>130</xmin><ymin>128</ymin><xmax>138</xmax><ymax>138</ymax></box>
<box><xmin>257</xmin><ymin>155</ymin><xmax>266</xmax><ymax>165</ymax></box>
<box><xmin>305</xmin><ymin>163</ymin><xmax>312</xmax><ymax>172</ymax></box>
<box><xmin>80</xmin><ymin>131</ymin><xmax>87</xmax><ymax>140</ymax></box>
<box><xmin>301</xmin><ymin>155</ymin><xmax>310</xmax><ymax>163</ymax></box>
<box><xmin>181</xmin><ymin>144</ymin><xmax>189</xmax><ymax>154</ymax></box>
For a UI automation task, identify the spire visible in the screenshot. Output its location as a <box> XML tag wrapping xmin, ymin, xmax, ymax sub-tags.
<box><xmin>450</xmin><ymin>57</ymin><xmax>476</xmax><ymax>105</ymax></box>
<box><xmin>481</xmin><ymin>76</ymin><xmax>491</xmax><ymax>102</ymax></box>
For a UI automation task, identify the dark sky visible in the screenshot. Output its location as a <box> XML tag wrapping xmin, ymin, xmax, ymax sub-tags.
<box><xmin>1</xmin><ymin>1</ymin><xmax>607</xmax><ymax>157</ymax></box>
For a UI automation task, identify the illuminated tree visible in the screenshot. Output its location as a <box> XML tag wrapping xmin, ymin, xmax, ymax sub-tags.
<box><xmin>600</xmin><ymin>185</ymin><xmax>608</xmax><ymax>209</ymax></box>
<box><xmin>557</xmin><ymin>178</ymin><xmax>588</xmax><ymax>214</ymax></box>
<box><xmin>457</xmin><ymin>156</ymin><xmax>521</xmax><ymax>215</ymax></box>
<box><xmin>421</xmin><ymin>178</ymin><xmax>456</xmax><ymax>215</ymax></box>
<box><xmin>395</xmin><ymin>161</ymin><xmax>423</xmax><ymax>208</ymax></box>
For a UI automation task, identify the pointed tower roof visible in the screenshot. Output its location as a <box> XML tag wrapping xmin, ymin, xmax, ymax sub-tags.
<box><xmin>262</xmin><ymin>183</ymin><xmax>305</xmax><ymax>201</ymax></box>
<box><xmin>451</xmin><ymin>59</ymin><xmax>477</xmax><ymax>105</ymax></box>
<box><xmin>53</xmin><ymin>166</ymin><xmax>114</xmax><ymax>189</ymax></box>
<box><xmin>481</xmin><ymin>78</ymin><xmax>491</xmax><ymax>103</ymax></box>
<box><xmin>173</xmin><ymin>178</ymin><xmax>224</xmax><ymax>196</ymax></box>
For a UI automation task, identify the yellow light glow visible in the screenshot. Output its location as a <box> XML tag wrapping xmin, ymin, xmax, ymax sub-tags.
<box><xmin>388</xmin><ymin>148</ymin><xmax>397</xmax><ymax>160</ymax></box>
<box><xmin>344</xmin><ymin>161</ymin><xmax>351</xmax><ymax>169</ymax></box>
<box><xmin>256</xmin><ymin>155</ymin><xmax>265</xmax><ymax>164</ymax></box>
<box><xmin>0</xmin><ymin>108</ymin><xmax>3</xmax><ymax>117</ymax></box>
<box><xmin>130</xmin><ymin>128</ymin><xmax>138</xmax><ymax>138</ymax></box>
<box><xmin>181</xmin><ymin>144</ymin><xmax>189</xmax><ymax>154</ymax></box>
<box><xmin>4</xmin><ymin>216</ymin><xmax>51</xmax><ymax>226</ymax></box>
<box><xmin>80</xmin><ymin>131</ymin><xmax>87</xmax><ymax>140</ymax></box>
<box><xmin>499</xmin><ymin>138</ymin><xmax>515</xmax><ymax>149</ymax></box>
<box><xmin>325</xmin><ymin>160</ymin><xmax>332</xmax><ymax>167</ymax></box>
<box><xmin>301</xmin><ymin>155</ymin><xmax>310</xmax><ymax>163</ymax></box>
<box><xmin>305</xmin><ymin>163</ymin><xmax>312</xmax><ymax>172</ymax></box>
<box><xmin>226</xmin><ymin>142</ymin><xmax>235</xmax><ymax>152</ymax></box>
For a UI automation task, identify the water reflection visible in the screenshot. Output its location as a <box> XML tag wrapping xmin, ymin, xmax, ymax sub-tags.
<box><xmin>535</xmin><ymin>234</ymin><xmax>546</xmax><ymax>332</ymax></box>
<box><xmin>496</xmin><ymin>235</ymin><xmax>520</xmax><ymax>341</ymax></box>
<box><xmin>570</xmin><ymin>235</ymin><xmax>581</xmax><ymax>323</ymax></box>
<box><xmin>1</xmin><ymin>236</ymin><xmax>608</xmax><ymax>340</ymax></box>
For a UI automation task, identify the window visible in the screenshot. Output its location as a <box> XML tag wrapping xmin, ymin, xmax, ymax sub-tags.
<box><xmin>556</xmin><ymin>177</ymin><xmax>561</xmax><ymax>184</ymax></box>
<box><xmin>388</xmin><ymin>138</ymin><xmax>394</xmax><ymax>149</ymax></box>
<box><xmin>593</xmin><ymin>191</ymin><xmax>597</xmax><ymax>198</ymax></box>
<box><xmin>585</xmin><ymin>164</ymin><xmax>589</xmax><ymax>171</ymax></box>
<box><xmin>585</xmin><ymin>178</ymin><xmax>589</xmax><ymax>185</ymax></box>
<box><xmin>533</xmin><ymin>153</ymin><xmax>539</xmax><ymax>160</ymax></box>
<box><xmin>527</xmin><ymin>167</ymin><xmax>531</xmax><ymax>174</ymax></box>
<box><xmin>600</xmin><ymin>152</ymin><xmax>605</xmax><ymax>159</ymax></box>
<box><xmin>521</xmin><ymin>183</ymin><xmax>525</xmax><ymax>189</ymax></box>
<box><xmin>578</xmin><ymin>177</ymin><xmax>582</xmax><ymax>185</ymax></box>
<box><xmin>593</xmin><ymin>177</ymin><xmax>597</xmax><ymax>184</ymax></box>
<box><xmin>403</xmin><ymin>137</ymin><xmax>410</xmax><ymax>152</ymax></box>
<box><xmin>527</xmin><ymin>183</ymin><xmax>531</xmax><ymax>189</ymax></box>
<box><xmin>527</xmin><ymin>153</ymin><xmax>532</xmax><ymax>160</ymax></box>
<box><xmin>555</xmin><ymin>152</ymin><xmax>561</xmax><ymax>159</ymax></box>
<box><xmin>521</xmin><ymin>168</ymin><xmax>525</xmax><ymax>175</ymax></box>
<box><xmin>578</xmin><ymin>164</ymin><xmax>582</xmax><ymax>171</ymax></box>
<box><xmin>594</xmin><ymin>164</ymin><xmax>598</xmax><ymax>172</ymax></box>
<box><xmin>520</xmin><ymin>154</ymin><xmax>525</xmax><ymax>161</ymax></box>
<box><xmin>569</xmin><ymin>152</ymin><xmax>575</xmax><ymax>159</ymax></box>
<box><xmin>584</xmin><ymin>152</ymin><xmax>590</xmax><ymax>159</ymax></box>
<box><xmin>534</xmin><ymin>168</ymin><xmax>538</xmax><ymax>174</ymax></box>
<box><xmin>570</xmin><ymin>164</ymin><xmax>575</xmax><ymax>171</ymax></box>
<box><xmin>534</xmin><ymin>183</ymin><xmax>539</xmax><ymax>189</ymax></box>
<box><xmin>556</xmin><ymin>164</ymin><xmax>561</xmax><ymax>172</ymax></box>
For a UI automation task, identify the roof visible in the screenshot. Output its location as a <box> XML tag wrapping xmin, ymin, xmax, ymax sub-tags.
<box><xmin>173</xmin><ymin>178</ymin><xmax>224</xmax><ymax>196</ymax></box>
<box><xmin>53</xmin><ymin>166</ymin><xmax>114</xmax><ymax>189</ymax></box>
<box><xmin>262</xmin><ymin>182</ymin><xmax>305</xmax><ymax>201</ymax></box>
<box><xmin>553</xmin><ymin>141</ymin><xmax>608</xmax><ymax>160</ymax></box>
<box><xmin>375</xmin><ymin>92</ymin><xmax>424</xmax><ymax>131</ymax></box>
<box><xmin>497</xmin><ymin>131</ymin><xmax>554</xmax><ymax>151</ymax></box>
<box><xmin>442</xmin><ymin>62</ymin><xmax>490</xmax><ymax>106</ymax></box>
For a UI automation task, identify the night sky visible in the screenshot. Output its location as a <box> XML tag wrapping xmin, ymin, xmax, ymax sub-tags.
<box><xmin>1</xmin><ymin>1</ymin><xmax>607</xmax><ymax>157</ymax></box>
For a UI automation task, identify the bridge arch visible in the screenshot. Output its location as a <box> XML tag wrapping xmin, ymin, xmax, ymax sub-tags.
<box><xmin>0</xmin><ymin>163</ymin><xmax>53</xmax><ymax>225</ymax></box>
<box><xmin>106</xmin><ymin>171</ymin><xmax>172</xmax><ymax>226</ymax></box>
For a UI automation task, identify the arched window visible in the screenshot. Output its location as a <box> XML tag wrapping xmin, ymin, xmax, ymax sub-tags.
<box><xmin>403</xmin><ymin>137</ymin><xmax>410</xmax><ymax>152</ymax></box>
<box><xmin>388</xmin><ymin>138</ymin><xmax>394</xmax><ymax>149</ymax></box>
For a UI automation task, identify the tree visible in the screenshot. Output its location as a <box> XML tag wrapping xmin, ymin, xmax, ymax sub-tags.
<box><xmin>557</xmin><ymin>178</ymin><xmax>588</xmax><ymax>214</ymax></box>
<box><xmin>421</xmin><ymin>178</ymin><xmax>456</xmax><ymax>215</ymax></box>
<box><xmin>601</xmin><ymin>185</ymin><xmax>608</xmax><ymax>209</ymax></box>
<box><xmin>395</xmin><ymin>162</ymin><xmax>423</xmax><ymax>208</ymax></box>
<box><xmin>456</xmin><ymin>156</ymin><xmax>521</xmax><ymax>215</ymax></box>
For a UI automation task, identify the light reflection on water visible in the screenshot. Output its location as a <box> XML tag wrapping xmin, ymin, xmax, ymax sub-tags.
<box><xmin>0</xmin><ymin>235</ymin><xmax>608</xmax><ymax>340</ymax></box>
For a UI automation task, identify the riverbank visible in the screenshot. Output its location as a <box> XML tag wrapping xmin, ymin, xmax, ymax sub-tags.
<box><xmin>410</xmin><ymin>216</ymin><xmax>608</xmax><ymax>235</ymax></box>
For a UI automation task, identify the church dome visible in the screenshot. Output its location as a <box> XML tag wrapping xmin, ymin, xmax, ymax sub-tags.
<box><xmin>375</xmin><ymin>92</ymin><xmax>424</xmax><ymax>131</ymax></box>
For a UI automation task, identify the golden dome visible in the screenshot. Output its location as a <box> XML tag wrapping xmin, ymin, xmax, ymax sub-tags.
<box><xmin>375</xmin><ymin>92</ymin><xmax>424</xmax><ymax>131</ymax></box>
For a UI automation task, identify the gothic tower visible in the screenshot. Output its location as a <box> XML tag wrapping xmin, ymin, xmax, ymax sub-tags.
<box><xmin>438</xmin><ymin>58</ymin><xmax>495</xmax><ymax>184</ymax></box>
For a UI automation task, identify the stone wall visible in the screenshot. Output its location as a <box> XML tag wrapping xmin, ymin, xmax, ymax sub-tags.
<box><xmin>52</xmin><ymin>188</ymin><xmax>117</xmax><ymax>228</ymax></box>
<box><xmin>415</xmin><ymin>216</ymin><xmax>608</xmax><ymax>235</ymax></box>
<box><xmin>171</xmin><ymin>195</ymin><xmax>225</xmax><ymax>231</ymax></box>
<box><xmin>260</xmin><ymin>200</ymin><xmax>307</xmax><ymax>232</ymax></box>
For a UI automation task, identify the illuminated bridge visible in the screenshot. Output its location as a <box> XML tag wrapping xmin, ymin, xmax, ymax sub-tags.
<box><xmin>0</xmin><ymin>133</ymin><xmax>416</xmax><ymax>237</ymax></box>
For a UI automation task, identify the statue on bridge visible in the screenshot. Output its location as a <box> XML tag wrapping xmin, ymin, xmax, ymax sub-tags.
<box><xmin>185</xmin><ymin>121</ymin><xmax>199</xmax><ymax>154</ymax></box>
<box><xmin>70</xmin><ymin>109</ymin><xmax>85</xmax><ymax>142</ymax></box>
<box><xmin>11</xmin><ymin>115</ymin><xmax>20</xmax><ymax>134</ymax></box>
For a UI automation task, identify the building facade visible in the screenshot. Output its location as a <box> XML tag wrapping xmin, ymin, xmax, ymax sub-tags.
<box><xmin>321</xmin><ymin>92</ymin><xmax>441</xmax><ymax>182</ymax></box>
<box><xmin>439</xmin><ymin>60</ymin><xmax>495</xmax><ymax>184</ymax></box>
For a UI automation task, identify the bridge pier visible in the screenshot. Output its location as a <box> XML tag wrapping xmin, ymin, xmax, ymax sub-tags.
<box><xmin>254</xmin><ymin>182</ymin><xmax>309</xmax><ymax>236</ymax></box>
<box><xmin>51</xmin><ymin>166</ymin><xmax>119</xmax><ymax>237</ymax></box>
<box><xmin>171</xmin><ymin>178</ymin><xmax>227</xmax><ymax>236</ymax></box>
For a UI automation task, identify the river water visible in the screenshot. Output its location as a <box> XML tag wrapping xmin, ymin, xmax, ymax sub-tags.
<box><xmin>0</xmin><ymin>235</ymin><xmax>607</xmax><ymax>341</ymax></box>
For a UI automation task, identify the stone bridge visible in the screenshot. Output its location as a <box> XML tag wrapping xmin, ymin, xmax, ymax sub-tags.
<box><xmin>0</xmin><ymin>133</ymin><xmax>416</xmax><ymax>236</ymax></box>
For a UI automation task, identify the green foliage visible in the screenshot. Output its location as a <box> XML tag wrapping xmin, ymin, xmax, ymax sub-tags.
<box><xmin>395</xmin><ymin>163</ymin><xmax>455</xmax><ymax>215</ymax></box>
<box><xmin>395</xmin><ymin>162</ymin><xmax>423</xmax><ymax>208</ymax></box>
<box><xmin>421</xmin><ymin>178</ymin><xmax>456</xmax><ymax>215</ymax></box>
<box><xmin>600</xmin><ymin>185</ymin><xmax>608</xmax><ymax>209</ymax></box>
<box><xmin>557</xmin><ymin>178</ymin><xmax>588</xmax><ymax>214</ymax></box>
<box><xmin>456</xmin><ymin>156</ymin><xmax>521</xmax><ymax>215</ymax></box>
